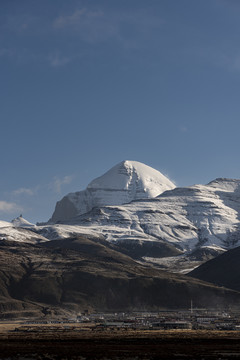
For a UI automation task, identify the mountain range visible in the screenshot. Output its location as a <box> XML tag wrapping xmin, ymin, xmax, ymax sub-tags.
<box><xmin>2</xmin><ymin>161</ymin><xmax>240</xmax><ymax>269</ymax></box>
<box><xmin>47</xmin><ymin>161</ymin><xmax>240</xmax><ymax>271</ymax></box>
<box><xmin>1</xmin><ymin>160</ymin><xmax>240</xmax><ymax>317</ymax></box>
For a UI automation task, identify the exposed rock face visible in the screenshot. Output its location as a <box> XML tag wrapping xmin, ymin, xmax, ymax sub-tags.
<box><xmin>0</xmin><ymin>237</ymin><xmax>239</xmax><ymax>319</ymax></box>
<box><xmin>49</xmin><ymin>160</ymin><xmax>175</xmax><ymax>223</ymax></box>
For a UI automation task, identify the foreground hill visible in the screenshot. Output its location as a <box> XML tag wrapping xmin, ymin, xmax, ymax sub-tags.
<box><xmin>0</xmin><ymin>237</ymin><xmax>239</xmax><ymax>319</ymax></box>
<box><xmin>188</xmin><ymin>246</ymin><xmax>240</xmax><ymax>292</ymax></box>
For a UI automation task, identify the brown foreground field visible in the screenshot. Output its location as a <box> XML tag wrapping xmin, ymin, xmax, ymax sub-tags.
<box><xmin>1</xmin><ymin>324</ymin><xmax>240</xmax><ymax>359</ymax></box>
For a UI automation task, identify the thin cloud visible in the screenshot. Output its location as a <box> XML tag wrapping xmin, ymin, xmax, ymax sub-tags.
<box><xmin>48</xmin><ymin>53</ymin><xmax>72</xmax><ymax>67</ymax></box>
<box><xmin>0</xmin><ymin>7</ymin><xmax>165</xmax><ymax>66</ymax></box>
<box><xmin>213</xmin><ymin>51</ymin><xmax>240</xmax><ymax>73</ymax></box>
<box><xmin>0</xmin><ymin>201</ymin><xmax>22</xmax><ymax>214</ymax></box>
<box><xmin>53</xmin><ymin>8</ymin><xmax>103</xmax><ymax>29</ymax></box>
<box><xmin>12</xmin><ymin>176</ymin><xmax>73</xmax><ymax>198</ymax></box>
<box><xmin>50</xmin><ymin>175</ymin><xmax>73</xmax><ymax>193</ymax></box>
<box><xmin>180</xmin><ymin>126</ymin><xmax>188</xmax><ymax>133</ymax></box>
<box><xmin>53</xmin><ymin>8</ymin><xmax>115</xmax><ymax>43</ymax></box>
<box><xmin>13</xmin><ymin>187</ymin><xmax>34</xmax><ymax>196</ymax></box>
<box><xmin>52</xmin><ymin>7</ymin><xmax>164</xmax><ymax>44</ymax></box>
<box><xmin>197</xmin><ymin>47</ymin><xmax>240</xmax><ymax>74</ymax></box>
<box><xmin>229</xmin><ymin>54</ymin><xmax>240</xmax><ymax>72</ymax></box>
<box><xmin>53</xmin><ymin>9</ymin><xmax>86</xmax><ymax>28</ymax></box>
<box><xmin>0</xmin><ymin>48</ymin><xmax>13</xmax><ymax>58</ymax></box>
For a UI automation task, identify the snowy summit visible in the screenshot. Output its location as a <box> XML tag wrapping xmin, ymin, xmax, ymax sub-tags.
<box><xmin>49</xmin><ymin>160</ymin><xmax>175</xmax><ymax>223</ymax></box>
<box><xmin>11</xmin><ymin>215</ymin><xmax>35</xmax><ymax>228</ymax></box>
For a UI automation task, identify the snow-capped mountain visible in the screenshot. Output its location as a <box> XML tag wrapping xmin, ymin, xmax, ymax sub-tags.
<box><xmin>0</xmin><ymin>217</ymin><xmax>47</xmax><ymax>243</ymax></box>
<box><xmin>66</xmin><ymin>177</ymin><xmax>240</xmax><ymax>252</ymax></box>
<box><xmin>3</xmin><ymin>162</ymin><xmax>240</xmax><ymax>273</ymax></box>
<box><xmin>0</xmin><ymin>216</ymin><xmax>103</xmax><ymax>244</ymax></box>
<box><xmin>43</xmin><ymin>163</ymin><xmax>240</xmax><ymax>268</ymax></box>
<box><xmin>11</xmin><ymin>215</ymin><xmax>35</xmax><ymax>228</ymax></box>
<box><xmin>49</xmin><ymin>160</ymin><xmax>175</xmax><ymax>223</ymax></box>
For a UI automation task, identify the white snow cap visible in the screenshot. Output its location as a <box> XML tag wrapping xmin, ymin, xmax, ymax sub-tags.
<box><xmin>50</xmin><ymin>160</ymin><xmax>175</xmax><ymax>223</ymax></box>
<box><xmin>87</xmin><ymin>160</ymin><xmax>175</xmax><ymax>197</ymax></box>
<box><xmin>11</xmin><ymin>215</ymin><xmax>34</xmax><ymax>228</ymax></box>
<box><xmin>0</xmin><ymin>220</ymin><xmax>12</xmax><ymax>228</ymax></box>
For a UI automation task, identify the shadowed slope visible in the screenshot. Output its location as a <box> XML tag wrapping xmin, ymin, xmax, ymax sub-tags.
<box><xmin>188</xmin><ymin>246</ymin><xmax>240</xmax><ymax>292</ymax></box>
<box><xmin>0</xmin><ymin>237</ymin><xmax>240</xmax><ymax>318</ymax></box>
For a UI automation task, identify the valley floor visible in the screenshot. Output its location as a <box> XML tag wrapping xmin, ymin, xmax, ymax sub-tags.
<box><xmin>1</xmin><ymin>327</ymin><xmax>240</xmax><ymax>359</ymax></box>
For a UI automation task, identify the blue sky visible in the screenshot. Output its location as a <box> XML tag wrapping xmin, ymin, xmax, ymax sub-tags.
<box><xmin>1</xmin><ymin>0</ymin><xmax>240</xmax><ymax>222</ymax></box>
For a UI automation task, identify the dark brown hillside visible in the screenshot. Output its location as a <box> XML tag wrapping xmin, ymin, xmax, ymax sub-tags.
<box><xmin>0</xmin><ymin>237</ymin><xmax>240</xmax><ymax>319</ymax></box>
<box><xmin>188</xmin><ymin>246</ymin><xmax>240</xmax><ymax>292</ymax></box>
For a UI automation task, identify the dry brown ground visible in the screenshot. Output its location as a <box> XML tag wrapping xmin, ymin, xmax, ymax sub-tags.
<box><xmin>1</xmin><ymin>325</ymin><xmax>240</xmax><ymax>359</ymax></box>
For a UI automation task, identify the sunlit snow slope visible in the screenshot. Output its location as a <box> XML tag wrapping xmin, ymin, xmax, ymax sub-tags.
<box><xmin>67</xmin><ymin>178</ymin><xmax>240</xmax><ymax>253</ymax></box>
<box><xmin>0</xmin><ymin>217</ymin><xmax>48</xmax><ymax>243</ymax></box>
<box><xmin>49</xmin><ymin>160</ymin><xmax>175</xmax><ymax>223</ymax></box>
<box><xmin>4</xmin><ymin>162</ymin><xmax>240</xmax><ymax>273</ymax></box>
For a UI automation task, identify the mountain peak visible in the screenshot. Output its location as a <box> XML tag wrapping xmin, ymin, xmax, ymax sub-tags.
<box><xmin>207</xmin><ymin>178</ymin><xmax>240</xmax><ymax>193</ymax></box>
<box><xmin>11</xmin><ymin>216</ymin><xmax>34</xmax><ymax>228</ymax></box>
<box><xmin>87</xmin><ymin>160</ymin><xmax>175</xmax><ymax>196</ymax></box>
<box><xmin>50</xmin><ymin>160</ymin><xmax>175</xmax><ymax>223</ymax></box>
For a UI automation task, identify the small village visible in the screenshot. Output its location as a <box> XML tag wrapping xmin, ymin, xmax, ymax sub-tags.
<box><xmin>76</xmin><ymin>308</ymin><xmax>240</xmax><ymax>331</ymax></box>
<box><xmin>11</xmin><ymin>307</ymin><xmax>240</xmax><ymax>333</ymax></box>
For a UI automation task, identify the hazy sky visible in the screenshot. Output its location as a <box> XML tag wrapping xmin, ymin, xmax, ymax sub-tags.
<box><xmin>1</xmin><ymin>0</ymin><xmax>240</xmax><ymax>222</ymax></box>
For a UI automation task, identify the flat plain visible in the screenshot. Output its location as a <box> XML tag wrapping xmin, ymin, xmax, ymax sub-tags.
<box><xmin>1</xmin><ymin>324</ymin><xmax>240</xmax><ymax>359</ymax></box>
